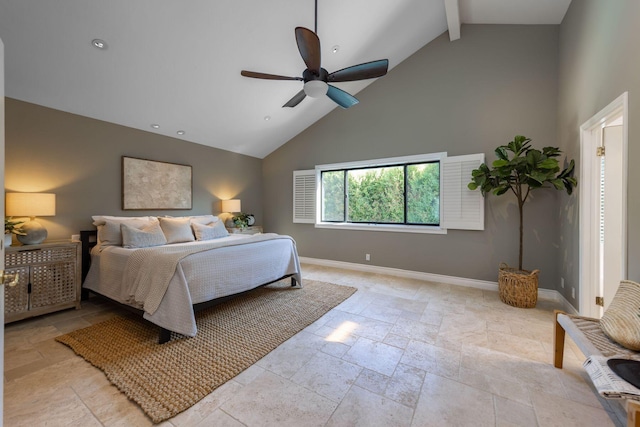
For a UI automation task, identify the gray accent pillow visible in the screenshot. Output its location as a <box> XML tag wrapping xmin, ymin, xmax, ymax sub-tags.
<box><xmin>121</xmin><ymin>221</ymin><xmax>168</xmax><ymax>248</ymax></box>
<box><xmin>159</xmin><ymin>217</ymin><xmax>195</xmax><ymax>244</ymax></box>
<box><xmin>192</xmin><ymin>220</ymin><xmax>229</xmax><ymax>241</ymax></box>
<box><xmin>95</xmin><ymin>217</ymin><xmax>157</xmax><ymax>249</ymax></box>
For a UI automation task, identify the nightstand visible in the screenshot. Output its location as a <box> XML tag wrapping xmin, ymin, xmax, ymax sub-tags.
<box><xmin>226</xmin><ymin>226</ymin><xmax>263</xmax><ymax>235</ymax></box>
<box><xmin>4</xmin><ymin>241</ymin><xmax>81</xmax><ymax>323</ymax></box>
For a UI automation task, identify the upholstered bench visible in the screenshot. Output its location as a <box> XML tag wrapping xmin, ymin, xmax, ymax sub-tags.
<box><xmin>554</xmin><ymin>310</ymin><xmax>640</xmax><ymax>427</ymax></box>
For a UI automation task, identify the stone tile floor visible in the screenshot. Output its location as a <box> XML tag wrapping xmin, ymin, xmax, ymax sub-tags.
<box><xmin>3</xmin><ymin>264</ymin><xmax>625</xmax><ymax>426</ymax></box>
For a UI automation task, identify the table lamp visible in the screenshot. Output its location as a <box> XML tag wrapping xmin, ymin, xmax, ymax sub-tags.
<box><xmin>221</xmin><ymin>199</ymin><xmax>241</xmax><ymax>228</ymax></box>
<box><xmin>221</xmin><ymin>199</ymin><xmax>241</xmax><ymax>214</ymax></box>
<box><xmin>6</xmin><ymin>193</ymin><xmax>56</xmax><ymax>245</ymax></box>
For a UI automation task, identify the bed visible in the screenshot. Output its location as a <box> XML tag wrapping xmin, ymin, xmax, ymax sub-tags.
<box><xmin>81</xmin><ymin>215</ymin><xmax>302</xmax><ymax>343</ymax></box>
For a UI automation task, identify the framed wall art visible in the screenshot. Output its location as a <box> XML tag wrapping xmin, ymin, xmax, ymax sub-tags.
<box><xmin>122</xmin><ymin>156</ymin><xmax>192</xmax><ymax>210</ymax></box>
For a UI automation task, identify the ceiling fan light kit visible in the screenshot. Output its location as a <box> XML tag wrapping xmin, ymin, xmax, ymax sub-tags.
<box><xmin>240</xmin><ymin>1</ymin><xmax>388</xmax><ymax>109</ymax></box>
<box><xmin>303</xmin><ymin>80</ymin><xmax>328</xmax><ymax>98</ymax></box>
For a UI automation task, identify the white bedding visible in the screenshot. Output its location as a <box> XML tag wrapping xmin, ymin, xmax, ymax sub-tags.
<box><xmin>83</xmin><ymin>233</ymin><xmax>302</xmax><ymax>336</ymax></box>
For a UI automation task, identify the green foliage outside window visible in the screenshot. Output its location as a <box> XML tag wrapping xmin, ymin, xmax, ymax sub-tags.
<box><xmin>321</xmin><ymin>162</ymin><xmax>440</xmax><ymax>225</ymax></box>
<box><xmin>321</xmin><ymin>171</ymin><xmax>344</xmax><ymax>221</ymax></box>
<box><xmin>406</xmin><ymin>163</ymin><xmax>440</xmax><ymax>224</ymax></box>
<box><xmin>348</xmin><ymin>166</ymin><xmax>404</xmax><ymax>223</ymax></box>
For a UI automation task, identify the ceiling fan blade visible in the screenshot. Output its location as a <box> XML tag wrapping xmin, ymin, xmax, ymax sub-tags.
<box><xmin>326</xmin><ymin>85</ymin><xmax>359</xmax><ymax>109</ymax></box>
<box><xmin>327</xmin><ymin>59</ymin><xmax>389</xmax><ymax>82</ymax></box>
<box><xmin>295</xmin><ymin>27</ymin><xmax>321</xmax><ymax>75</ymax></box>
<box><xmin>241</xmin><ymin>70</ymin><xmax>303</xmax><ymax>81</ymax></box>
<box><xmin>283</xmin><ymin>90</ymin><xmax>307</xmax><ymax>108</ymax></box>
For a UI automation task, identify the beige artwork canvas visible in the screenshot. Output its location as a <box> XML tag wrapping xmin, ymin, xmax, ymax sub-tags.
<box><xmin>122</xmin><ymin>156</ymin><xmax>192</xmax><ymax>210</ymax></box>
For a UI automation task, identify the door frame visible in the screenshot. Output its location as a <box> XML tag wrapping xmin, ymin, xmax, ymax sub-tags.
<box><xmin>1</xmin><ymin>36</ymin><xmax>5</xmax><ymax>427</ymax></box>
<box><xmin>579</xmin><ymin>92</ymin><xmax>628</xmax><ymax>317</ymax></box>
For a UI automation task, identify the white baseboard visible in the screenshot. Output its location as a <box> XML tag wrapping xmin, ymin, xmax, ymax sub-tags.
<box><xmin>556</xmin><ymin>293</ymin><xmax>579</xmax><ymax>314</ymax></box>
<box><xmin>299</xmin><ymin>257</ymin><xmax>577</xmax><ymax>310</ymax></box>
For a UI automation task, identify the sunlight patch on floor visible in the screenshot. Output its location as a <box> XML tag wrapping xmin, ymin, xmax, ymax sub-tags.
<box><xmin>326</xmin><ymin>321</ymin><xmax>358</xmax><ymax>343</ymax></box>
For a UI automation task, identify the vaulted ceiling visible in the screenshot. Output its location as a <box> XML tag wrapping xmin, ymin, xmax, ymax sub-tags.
<box><xmin>0</xmin><ymin>0</ymin><xmax>571</xmax><ymax>158</ymax></box>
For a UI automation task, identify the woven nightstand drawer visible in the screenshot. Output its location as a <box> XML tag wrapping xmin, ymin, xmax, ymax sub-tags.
<box><xmin>5</xmin><ymin>246</ymin><xmax>76</xmax><ymax>268</ymax></box>
<box><xmin>4</xmin><ymin>241</ymin><xmax>81</xmax><ymax>323</ymax></box>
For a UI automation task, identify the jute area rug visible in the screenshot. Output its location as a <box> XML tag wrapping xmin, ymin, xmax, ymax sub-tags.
<box><xmin>56</xmin><ymin>279</ymin><xmax>356</xmax><ymax>424</ymax></box>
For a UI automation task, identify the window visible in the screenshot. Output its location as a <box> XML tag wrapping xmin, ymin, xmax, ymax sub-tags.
<box><xmin>321</xmin><ymin>162</ymin><xmax>440</xmax><ymax>226</ymax></box>
<box><xmin>294</xmin><ymin>152</ymin><xmax>484</xmax><ymax>233</ymax></box>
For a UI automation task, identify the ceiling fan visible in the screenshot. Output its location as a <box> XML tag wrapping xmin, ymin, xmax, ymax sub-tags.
<box><xmin>240</xmin><ymin>0</ymin><xmax>389</xmax><ymax>109</ymax></box>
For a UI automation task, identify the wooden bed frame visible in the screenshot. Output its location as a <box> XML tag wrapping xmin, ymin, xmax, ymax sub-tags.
<box><xmin>79</xmin><ymin>230</ymin><xmax>297</xmax><ymax>344</ymax></box>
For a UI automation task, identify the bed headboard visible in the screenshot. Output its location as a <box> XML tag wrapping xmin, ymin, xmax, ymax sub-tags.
<box><xmin>80</xmin><ymin>230</ymin><xmax>97</xmax><ymax>283</ymax></box>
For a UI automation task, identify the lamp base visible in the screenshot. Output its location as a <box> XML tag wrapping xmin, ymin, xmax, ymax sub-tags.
<box><xmin>16</xmin><ymin>219</ymin><xmax>47</xmax><ymax>245</ymax></box>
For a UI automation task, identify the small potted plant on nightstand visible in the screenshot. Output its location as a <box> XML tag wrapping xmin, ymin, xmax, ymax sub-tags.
<box><xmin>232</xmin><ymin>213</ymin><xmax>254</xmax><ymax>229</ymax></box>
<box><xmin>5</xmin><ymin>217</ymin><xmax>26</xmax><ymax>247</ymax></box>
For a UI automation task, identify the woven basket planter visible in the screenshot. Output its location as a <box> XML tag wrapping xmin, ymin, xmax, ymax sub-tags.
<box><xmin>498</xmin><ymin>263</ymin><xmax>540</xmax><ymax>308</ymax></box>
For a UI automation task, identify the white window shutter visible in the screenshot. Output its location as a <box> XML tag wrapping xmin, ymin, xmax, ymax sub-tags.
<box><xmin>293</xmin><ymin>170</ymin><xmax>316</xmax><ymax>223</ymax></box>
<box><xmin>441</xmin><ymin>154</ymin><xmax>485</xmax><ymax>230</ymax></box>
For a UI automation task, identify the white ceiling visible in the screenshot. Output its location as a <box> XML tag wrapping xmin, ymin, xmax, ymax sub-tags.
<box><xmin>0</xmin><ymin>0</ymin><xmax>571</xmax><ymax>159</ymax></box>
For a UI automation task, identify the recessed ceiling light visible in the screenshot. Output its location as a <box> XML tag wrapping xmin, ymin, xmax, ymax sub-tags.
<box><xmin>177</xmin><ymin>130</ymin><xmax>185</xmax><ymax>135</ymax></box>
<box><xmin>151</xmin><ymin>124</ymin><xmax>160</xmax><ymax>129</ymax></box>
<box><xmin>332</xmin><ymin>45</ymin><xmax>340</xmax><ymax>53</ymax></box>
<box><xmin>92</xmin><ymin>39</ymin><xmax>108</xmax><ymax>50</ymax></box>
<box><xmin>264</xmin><ymin>116</ymin><xmax>271</xmax><ymax>121</ymax></box>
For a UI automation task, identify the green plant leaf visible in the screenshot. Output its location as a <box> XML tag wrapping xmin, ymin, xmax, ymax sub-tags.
<box><xmin>528</xmin><ymin>170</ymin><xmax>552</xmax><ymax>184</ymax></box>
<box><xmin>558</xmin><ymin>159</ymin><xmax>575</xmax><ymax>178</ymax></box>
<box><xmin>495</xmin><ymin>147</ymin><xmax>509</xmax><ymax>161</ymax></box>
<box><xmin>512</xmin><ymin>156</ymin><xmax>529</xmax><ymax>167</ymax></box>
<box><xmin>537</xmin><ymin>158</ymin><xmax>559</xmax><ymax>169</ymax></box>
<box><xmin>543</xmin><ymin>146</ymin><xmax>562</xmax><ymax>157</ymax></box>
<box><xmin>492</xmin><ymin>159</ymin><xmax>509</xmax><ymax>168</ymax></box>
<box><xmin>551</xmin><ymin>179</ymin><xmax>565</xmax><ymax>190</ymax></box>
<box><xmin>494</xmin><ymin>185</ymin><xmax>510</xmax><ymax>196</ymax></box>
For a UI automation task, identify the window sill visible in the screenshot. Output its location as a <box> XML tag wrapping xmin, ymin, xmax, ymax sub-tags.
<box><xmin>314</xmin><ymin>222</ymin><xmax>447</xmax><ymax>234</ymax></box>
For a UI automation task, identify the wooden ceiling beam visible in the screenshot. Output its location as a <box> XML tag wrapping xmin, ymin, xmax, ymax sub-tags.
<box><xmin>444</xmin><ymin>0</ymin><xmax>461</xmax><ymax>41</ymax></box>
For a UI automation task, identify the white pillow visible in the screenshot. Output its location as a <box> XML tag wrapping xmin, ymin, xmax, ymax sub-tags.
<box><xmin>192</xmin><ymin>221</ymin><xmax>229</xmax><ymax>241</ymax></box>
<box><xmin>189</xmin><ymin>215</ymin><xmax>219</xmax><ymax>225</ymax></box>
<box><xmin>92</xmin><ymin>215</ymin><xmax>155</xmax><ymax>226</ymax></box>
<box><xmin>121</xmin><ymin>221</ymin><xmax>167</xmax><ymax>248</ymax></box>
<box><xmin>159</xmin><ymin>217</ymin><xmax>195</xmax><ymax>244</ymax></box>
<box><xmin>95</xmin><ymin>217</ymin><xmax>157</xmax><ymax>249</ymax></box>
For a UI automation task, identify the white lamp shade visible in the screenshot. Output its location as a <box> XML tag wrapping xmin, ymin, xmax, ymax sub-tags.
<box><xmin>304</xmin><ymin>80</ymin><xmax>328</xmax><ymax>98</ymax></box>
<box><xmin>221</xmin><ymin>199</ymin><xmax>241</xmax><ymax>213</ymax></box>
<box><xmin>6</xmin><ymin>193</ymin><xmax>56</xmax><ymax>217</ymax></box>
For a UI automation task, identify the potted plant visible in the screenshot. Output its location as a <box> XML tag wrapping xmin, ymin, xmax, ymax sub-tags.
<box><xmin>232</xmin><ymin>213</ymin><xmax>254</xmax><ymax>229</ymax></box>
<box><xmin>468</xmin><ymin>135</ymin><xmax>577</xmax><ymax>308</ymax></box>
<box><xmin>5</xmin><ymin>217</ymin><xmax>26</xmax><ymax>247</ymax></box>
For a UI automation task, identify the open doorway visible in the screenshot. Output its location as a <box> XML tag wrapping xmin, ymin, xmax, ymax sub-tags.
<box><xmin>579</xmin><ymin>92</ymin><xmax>628</xmax><ymax>317</ymax></box>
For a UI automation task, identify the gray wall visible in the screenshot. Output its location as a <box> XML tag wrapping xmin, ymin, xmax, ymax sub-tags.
<box><xmin>263</xmin><ymin>25</ymin><xmax>563</xmax><ymax>288</ymax></box>
<box><xmin>557</xmin><ymin>0</ymin><xmax>640</xmax><ymax>308</ymax></box>
<box><xmin>5</xmin><ymin>98</ymin><xmax>263</xmax><ymax>241</ymax></box>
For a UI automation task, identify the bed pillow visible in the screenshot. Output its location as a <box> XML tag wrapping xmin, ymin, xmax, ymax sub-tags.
<box><xmin>159</xmin><ymin>217</ymin><xmax>195</xmax><ymax>244</ymax></box>
<box><xmin>92</xmin><ymin>215</ymin><xmax>155</xmax><ymax>226</ymax></box>
<box><xmin>94</xmin><ymin>217</ymin><xmax>157</xmax><ymax>249</ymax></box>
<box><xmin>600</xmin><ymin>280</ymin><xmax>640</xmax><ymax>351</ymax></box>
<box><xmin>192</xmin><ymin>220</ymin><xmax>229</xmax><ymax>241</ymax></box>
<box><xmin>121</xmin><ymin>221</ymin><xmax>168</xmax><ymax>248</ymax></box>
<box><xmin>189</xmin><ymin>215</ymin><xmax>219</xmax><ymax>225</ymax></box>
